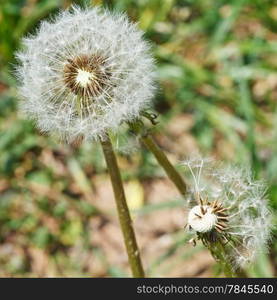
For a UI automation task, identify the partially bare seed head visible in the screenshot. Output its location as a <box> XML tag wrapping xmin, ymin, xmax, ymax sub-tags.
<box><xmin>183</xmin><ymin>157</ymin><xmax>273</xmax><ymax>270</ymax></box>
<box><xmin>188</xmin><ymin>200</ymin><xmax>229</xmax><ymax>234</ymax></box>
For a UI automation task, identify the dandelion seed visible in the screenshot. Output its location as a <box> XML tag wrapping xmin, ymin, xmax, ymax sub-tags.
<box><xmin>16</xmin><ymin>6</ymin><xmax>156</xmax><ymax>142</ymax></box>
<box><xmin>184</xmin><ymin>158</ymin><xmax>273</xmax><ymax>270</ymax></box>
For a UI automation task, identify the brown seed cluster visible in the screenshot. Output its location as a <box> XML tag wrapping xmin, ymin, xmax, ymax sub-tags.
<box><xmin>63</xmin><ymin>54</ymin><xmax>111</xmax><ymax>98</ymax></box>
<box><xmin>199</xmin><ymin>198</ymin><xmax>229</xmax><ymax>233</ymax></box>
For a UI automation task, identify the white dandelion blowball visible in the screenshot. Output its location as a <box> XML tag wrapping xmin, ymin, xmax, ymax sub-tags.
<box><xmin>184</xmin><ymin>158</ymin><xmax>273</xmax><ymax>270</ymax></box>
<box><xmin>16</xmin><ymin>6</ymin><xmax>156</xmax><ymax>142</ymax></box>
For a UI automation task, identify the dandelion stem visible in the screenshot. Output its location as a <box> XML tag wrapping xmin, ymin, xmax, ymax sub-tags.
<box><xmin>101</xmin><ymin>134</ymin><xmax>145</xmax><ymax>278</ymax></box>
<box><xmin>129</xmin><ymin>121</ymin><xmax>187</xmax><ymax>196</ymax></box>
<box><xmin>209</xmin><ymin>242</ymin><xmax>247</xmax><ymax>277</ymax></box>
<box><xmin>141</xmin><ymin>135</ymin><xmax>187</xmax><ymax>195</ymax></box>
<box><xmin>215</xmin><ymin>242</ymin><xmax>235</xmax><ymax>277</ymax></box>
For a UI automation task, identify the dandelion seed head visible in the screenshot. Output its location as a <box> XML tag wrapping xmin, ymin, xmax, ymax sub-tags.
<box><xmin>16</xmin><ymin>6</ymin><xmax>156</xmax><ymax>142</ymax></box>
<box><xmin>184</xmin><ymin>157</ymin><xmax>273</xmax><ymax>270</ymax></box>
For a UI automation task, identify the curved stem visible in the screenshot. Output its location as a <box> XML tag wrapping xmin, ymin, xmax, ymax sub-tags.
<box><xmin>129</xmin><ymin>121</ymin><xmax>187</xmax><ymax>196</ymax></box>
<box><xmin>101</xmin><ymin>134</ymin><xmax>145</xmax><ymax>277</ymax></box>
<box><xmin>140</xmin><ymin>134</ymin><xmax>187</xmax><ymax>196</ymax></box>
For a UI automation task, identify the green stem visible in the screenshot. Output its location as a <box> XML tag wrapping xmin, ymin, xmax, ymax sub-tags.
<box><xmin>129</xmin><ymin>121</ymin><xmax>187</xmax><ymax>196</ymax></box>
<box><xmin>209</xmin><ymin>242</ymin><xmax>247</xmax><ymax>278</ymax></box>
<box><xmin>101</xmin><ymin>134</ymin><xmax>145</xmax><ymax>277</ymax></box>
<box><xmin>214</xmin><ymin>242</ymin><xmax>235</xmax><ymax>277</ymax></box>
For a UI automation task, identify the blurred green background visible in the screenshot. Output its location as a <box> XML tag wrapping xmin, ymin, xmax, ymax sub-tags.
<box><xmin>0</xmin><ymin>0</ymin><xmax>276</xmax><ymax>277</ymax></box>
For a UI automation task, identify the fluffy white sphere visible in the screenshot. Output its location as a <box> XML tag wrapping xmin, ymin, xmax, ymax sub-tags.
<box><xmin>16</xmin><ymin>6</ymin><xmax>156</xmax><ymax>142</ymax></box>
